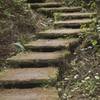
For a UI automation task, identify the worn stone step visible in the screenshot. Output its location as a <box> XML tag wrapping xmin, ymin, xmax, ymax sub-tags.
<box><xmin>54</xmin><ymin>12</ymin><xmax>97</xmax><ymax>20</ymax></box>
<box><xmin>38</xmin><ymin>6</ymin><xmax>81</xmax><ymax>12</ymax></box>
<box><xmin>0</xmin><ymin>67</ymin><xmax>58</xmax><ymax>88</ymax></box>
<box><xmin>54</xmin><ymin>19</ymin><xmax>93</xmax><ymax>28</ymax></box>
<box><xmin>30</xmin><ymin>2</ymin><xmax>64</xmax><ymax>9</ymax></box>
<box><xmin>38</xmin><ymin>7</ymin><xmax>82</xmax><ymax>16</ymax></box>
<box><xmin>7</xmin><ymin>50</ymin><xmax>70</xmax><ymax>66</ymax></box>
<box><xmin>24</xmin><ymin>38</ymin><xmax>79</xmax><ymax>51</ymax></box>
<box><xmin>0</xmin><ymin>88</ymin><xmax>58</xmax><ymax>100</ymax></box>
<box><xmin>37</xmin><ymin>29</ymin><xmax>81</xmax><ymax>38</ymax></box>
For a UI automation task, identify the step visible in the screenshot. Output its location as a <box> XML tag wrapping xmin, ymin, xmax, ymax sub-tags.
<box><xmin>38</xmin><ymin>7</ymin><xmax>82</xmax><ymax>15</ymax></box>
<box><xmin>54</xmin><ymin>19</ymin><xmax>93</xmax><ymax>28</ymax></box>
<box><xmin>0</xmin><ymin>67</ymin><xmax>58</xmax><ymax>87</ymax></box>
<box><xmin>30</xmin><ymin>2</ymin><xmax>64</xmax><ymax>8</ymax></box>
<box><xmin>24</xmin><ymin>38</ymin><xmax>79</xmax><ymax>51</ymax></box>
<box><xmin>7</xmin><ymin>51</ymin><xmax>70</xmax><ymax>66</ymax></box>
<box><xmin>0</xmin><ymin>88</ymin><xmax>58</xmax><ymax>100</ymax></box>
<box><xmin>54</xmin><ymin>12</ymin><xmax>97</xmax><ymax>20</ymax></box>
<box><xmin>38</xmin><ymin>6</ymin><xmax>81</xmax><ymax>12</ymax></box>
<box><xmin>37</xmin><ymin>29</ymin><xmax>81</xmax><ymax>38</ymax></box>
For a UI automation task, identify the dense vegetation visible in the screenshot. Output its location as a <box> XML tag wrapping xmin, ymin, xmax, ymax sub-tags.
<box><xmin>0</xmin><ymin>0</ymin><xmax>48</xmax><ymax>69</ymax></box>
<box><xmin>0</xmin><ymin>0</ymin><xmax>99</xmax><ymax>100</ymax></box>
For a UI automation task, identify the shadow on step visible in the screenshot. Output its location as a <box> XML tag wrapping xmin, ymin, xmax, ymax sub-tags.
<box><xmin>8</xmin><ymin>59</ymin><xmax>64</xmax><ymax>68</ymax></box>
<box><xmin>27</xmin><ymin>0</ymin><xmax>45</xmax><ymax>3</ymax></box>
<box><xmin>0</xmin><ymin>81</ymin><xmax>57</xmax><ymax>89</ymax></box>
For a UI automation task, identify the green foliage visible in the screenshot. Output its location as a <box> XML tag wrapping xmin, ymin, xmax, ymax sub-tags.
<box><xmin>64</xmin><ymin>0</ymin><xmax>82</xmax><ymax>6</ymax></box>
<box><xmin>81</xmin><ymin>0</ymin><xmax>96</xmax><ymax>11</ymax></box>
<box><xmin>91</xmin><ymin>40</ymin><xmax>98</xmax><ymax>46</ymax></box>
<box><xmin>54</xmin><ymin>13</ymin><xmax>61</xmax><ymax>21</ymax></box>
<box><xmin>13</xmin><ymin>42</ymin><xmax>25</xmax><ymax>53</ymax></box>
<box><xmin>80</xmin><ymin>17</ymin><xmax>98</xmax><ymax>47</ymax></box>
<box><xmin>64</xmin><ymin>0</ymin><xmax>96</xmax><ymax>11</ymax></box>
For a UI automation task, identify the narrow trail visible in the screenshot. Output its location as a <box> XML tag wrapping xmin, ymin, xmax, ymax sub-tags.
<box><xmin>0</xmin><ymin>1</ymin><xmax>96</xmax><ymax>100</ymax></box>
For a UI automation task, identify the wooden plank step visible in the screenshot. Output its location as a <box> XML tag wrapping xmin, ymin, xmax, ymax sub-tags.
<box><xmin>0</xmin><ymin>67</ymin><xmax>58</xmax><ymax>87</ymax></box>
<box><xmin>24</xmin><ymin>38</ymin><xmax>79</xmax><ymax>51</ymax></box>
<box><xmin>30</xmin><ymin>2</ymin><xmax>64</xmax><ymax>8</ymax></box>
<box><xmin>54</xmin><ymin>19</ymin><xmax>93</xmax><ymax>28</ymax></box>
<box><xmin>7</xmin><ymin>50</ymin><xmax>70</xmax><ymax>66</ymax></box>
<box><xmin>37</xmin><ymin>29</ymin><xmax>81</xmax><ymax>38</ymax></box>
<box><xmin>54</xmin><ymin>12</ymin><xmax>97</xmax><ymax>20</ymax></box>
<box><xmin>38</xmin><ymin>7</ymin><xmax>82</xmax><ymax>15</ymax></box>
<box><xmin>0</xmin><ymin>88</ymin><xmax>58</xmax><ymax>100</ymax></box>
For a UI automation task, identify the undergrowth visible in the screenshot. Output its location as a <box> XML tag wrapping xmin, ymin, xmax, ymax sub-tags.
<box><xmin>64</xmin><ymin>0</ymin><xmax>96</xmax><ymax>12</ymax></box>
<box><xmin>0</xmin><ymin>0</ymin><xmax>49</xmax><ymax>69</ymax></box>
<box><xmin>57</xmin><ymin>0</ymin><xmax>100</xmax><ymax>100</ymax></box>
<box><xmin>58</xmin><ymin>46</ymin><xmax>100</xmax><ymax>100</ymax></box>
<box><xmin>58</xmin><ymin>20</ymin><xmax>100</xmax><ymax>99</ymax></box>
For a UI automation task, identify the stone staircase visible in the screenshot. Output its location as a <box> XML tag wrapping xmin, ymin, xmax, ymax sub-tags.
<box><xmin>0</xmin><ymin>1</ymin><xmax>96</xmax><ymax>100</ymax></box>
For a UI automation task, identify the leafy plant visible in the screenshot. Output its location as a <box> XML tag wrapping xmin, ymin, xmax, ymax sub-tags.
<box><xmin>54</xmin><ymin>13</ymin><xmax>61</xmax><ymax>21</ymax></box>
<box><xmin>64</xmin><ymin>0</ymin><xmax>82</xmax><ymax>6</ymax></box>
<box><xmin>81</xmin><ymin>0</ymin><xmax>96</xmax><ymax>10</ymax></box>
<box><xmin>64</xmin><ymin>0</ymin><xmax>96</xmax><ymax>11</ymax></box>
<box><xmin>13</xmin><ymin>42</ymin><xmax>25</xmax><ymax>53</ymax></box>
<box><xmin>80</xmin><ymin>17</ymin><xmax>98</xmax><ymax>47</ymax></box>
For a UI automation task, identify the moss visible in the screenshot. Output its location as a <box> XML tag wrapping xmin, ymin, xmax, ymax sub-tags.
<box><xmin>0</xmin><ymin>69</ymin><xmax>8</xmax><ymax>77</ymax></box>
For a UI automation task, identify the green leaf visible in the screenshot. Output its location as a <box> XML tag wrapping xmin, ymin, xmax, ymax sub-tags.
<box><xmin>91</xmin><ymin>40</ymin><xmax>98</xmax><ymax>46</ymax></box>
<box><xmin>14</xmin><ymin>42</ymin><xmax>25</xmax><ymax>52</ymax></box>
